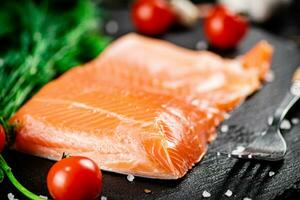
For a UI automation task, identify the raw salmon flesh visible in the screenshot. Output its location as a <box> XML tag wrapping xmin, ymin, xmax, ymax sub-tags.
<box><xmin>11</xmin><ymin>33</ymin><xmax>273</xmax><ymax>179</ymax></box>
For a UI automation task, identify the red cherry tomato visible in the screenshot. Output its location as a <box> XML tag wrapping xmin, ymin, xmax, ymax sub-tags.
<box><xmin>47</xmin><ymin>156</ymin><xmax>102</xmax><ymax>200</ymax></box>
<box><xmin>204</xmin><ymin>5</ymin><xmax>248</xmax><ymax>49</ymax></box>
<box><xmin>131</xmin><ymin>0</ymin><xmax>175</xmax><ymax>35</ymax></box>
<box><xmin>0</xmin><ymin>125</ymin><xmax>6</xmax><ymax>152</ymax></box>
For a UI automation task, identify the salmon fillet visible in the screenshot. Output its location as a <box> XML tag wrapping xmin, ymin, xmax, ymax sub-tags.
<box><xmin>11</xmin><ymin>33</ymin><xmax>273</xmax><ymax>179</ymax></box>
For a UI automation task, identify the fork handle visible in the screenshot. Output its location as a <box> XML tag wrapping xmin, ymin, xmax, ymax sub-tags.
<box><xmin>272</xmin><ymin>68</ymin><xmax>300</xmax><ymax>127</ymax></box>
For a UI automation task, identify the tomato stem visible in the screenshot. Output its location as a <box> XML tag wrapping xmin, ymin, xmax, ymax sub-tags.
<box><xmin>0</xmin><ymin>155</ymin><xmax>44</xmax><ymax>200</ymax></box>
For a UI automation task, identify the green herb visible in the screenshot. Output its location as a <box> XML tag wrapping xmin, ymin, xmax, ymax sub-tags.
<box><xmin>0</xmin><ymin>0</ymin><xmax>110</xmax><ymax>130</ymax></box>
<box><xmin>0</xmin><ymin>0</ymin><xmax>110</xmax><ymax>199</ymax></box>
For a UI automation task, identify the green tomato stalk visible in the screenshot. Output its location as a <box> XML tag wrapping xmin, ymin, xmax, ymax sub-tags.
<box><xmin>0</xmin><ymin>155</ymin><xmax>44</xmax><ymax>200</ymax></box>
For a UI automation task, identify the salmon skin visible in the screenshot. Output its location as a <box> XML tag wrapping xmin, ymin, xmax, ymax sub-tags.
<box><xmin>11</xmin><ymin>33</ymin><xmax>273</xmax><ymax>179</ymax></box>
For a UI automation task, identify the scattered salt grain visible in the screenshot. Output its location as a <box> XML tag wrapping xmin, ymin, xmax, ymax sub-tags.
<box><xmin>227</xmin><ymin>154</ymin><xmax>231</xmax><ymax>158</ymax></box>
<box><xmin>248</xmin><ymin>154</ymin><xmax>252</xmax><ymax>159</ymax></box>
<box><xmin>195</xmin><ymin>41</ymin><xmax>208</xmax><ymax>50</ymax></box>
<box><xmin>7</xmin><ymin>193</ymin><xmax>18</xmax><ymax>200</ymax></box>
<box><xmin>265</xmin><ymin>71</ymin><xmax>275</xmax><ymax>82</ymax></box>
<box><xmin>144</xmin><ymin>189</ymin><xmax>152</xmax><ymax>194</ymax></box>
<box><xmin>267</xmin><ymin>116</ymin><xmax>273</xmax><ymax>125</ymax></box>
<box><xmin>261</xmin><ymin>131</ymin><xmax>266</xmax><ymax>136</ymax></box>
<box><xmin>269</xmin><ymin>171</ymin><xmax>275</xmax><ymax>177</ymax></box>
<box><xmin>127</xmin><ymin>174</ymin><xmax>135</xmax><ymax>182</ymax></box>
<box><xmin>105</xmin><ymin>20</ymin><xmax>119</xmax><ymax>34</ymax></box>
<box><xmin>291</xmin><ymin>118</ymin><xmax>299</xmax><ymax>125</ymax></box>
<box><xmin>217</xmin><ymin>152</ymin><xmax>221</xmax><ymax>156</ymax></box>
<box><xmin>280</xmin><ymin>119</ymin><xmax>291</xmax><ymax>130</ymax></box>
<box><xmin>202</xmin><ymin>190</ymin><xmax>211</xmax><ymax>198</ymax></box>
<box><xmin>243</xmin><ymin>197</ymin><xmax>252</xmax><ymax>200</ymax></box>
<box><xmin>101</xmin><ymin>196</ymin><xmax>107</xmax><ymax>200</ymax></box>
<box><xmin>221</xmin><ymin>125</ymin><xmax>229</xmax><ymax>133</ymax></box>
<box><xmin>224</xmin><ymin>189</ymin><xmax>233</xmax><ymax>197</ymax></box>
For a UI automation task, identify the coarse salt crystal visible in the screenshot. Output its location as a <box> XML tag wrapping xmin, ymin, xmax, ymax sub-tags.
<box><xmin>7</xmin><ymin>193</ymin><xmax>18</xmax><ymax>200</ymax></box>
<box><xmin>127</xmin><ymin>174</ymin><xmax>135</xmax><ymax>182</ymax></box>
<box><xmin>267</xmin><ymin>116</ymin><xmax>273</xmax><ymax>125</ymax></box>
<box><xmin>280</xmin><ymin>119</ymin><xmax>291</xmax><ymax>130</ymax></box>
<box><xmin>101</xmin><ymin>196</ymin><xmax>107</xmax><ymax>200</ymax></box>
<box><xmin>269</xmin><ymin>171</ymin><xmax>275</xmax><ymax>177</ymax></box>
<box><xmin>225</xmin><ymin>189</ymin><xmax>233</xmax><ymax>197</ymax></box>
<box><xmin>227</xmin><ymin>154</ymin><xmax>231</xmax><ymax>158</ymax></box>
<box><xmin>105</xmin><ymin>20</ymin><xmax>119</xmax><ymax>34</ymax></box>
<box><xmin>202</xmin><ymin>190</ymin><xmax>211</xmax><ymax>198</ymax></box>
<box><xmin>291</xmin><ymin>118</ymin><xmax>299</xmax><ymax>125</ymax></box>
<box><xmin>265</xmin><ymin>71</ymin><xmax>275</xmax><ymax>82</ymax></box>
<box><xmin>248</xmin><ymin>154</ymin><xmax>252</xmax><ymax>159</ymax></box>
<box><xmin>195</xmin><ymin>41</ymin><xmax>208</xmax><ymax>50</ymax></box>
<box><xmin>217</xmin><ymin>152</ymin><xmax>221</xmax><ymax>156</ymax></box>
<box><xmin>221</xmin><ymin>125</ymin><xmax>229</xmax><ymax>133</ymax></box>
<box><xmin>243</xmin><ymin>197</ymin><xmax>252</xmax><ymax>200</ymax></box>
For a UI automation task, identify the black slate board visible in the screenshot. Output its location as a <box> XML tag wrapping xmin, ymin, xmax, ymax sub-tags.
<box><xmin>1</xmin><ymin>8</ymin><xmax>300</xmax><ymax>200</ymax></box>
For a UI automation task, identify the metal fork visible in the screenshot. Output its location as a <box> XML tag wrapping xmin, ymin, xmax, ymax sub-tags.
<box><xmin>230</xmin><ymin>67</ymin><xmax>300</xmax><ymax>161</ymax></box>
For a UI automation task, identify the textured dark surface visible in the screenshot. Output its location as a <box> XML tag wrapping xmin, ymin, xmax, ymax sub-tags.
<box><xmin>1</xmin><ymin>8</ymin><xmax>300</xmax><ymax>200</ymax></box>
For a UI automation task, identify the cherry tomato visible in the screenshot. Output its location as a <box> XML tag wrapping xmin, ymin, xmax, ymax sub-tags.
<box><xmin>204</xmin><ymin>5</ymin><xmax>248</xmax><ymax>49</ymax></box>
<box><xmin>47</xmin><ymin>156</ymin><xmax>102</xmax><ymax>200</ymax></box>
<box><xmin>0</xmin><ymin>125</ymin><xmax>6</xmax><ymax>152</ymax></box>
<box><xmin>131</xmin><ymin>0</ymin><xmax>175</xmax><ymax>35</ymax></box>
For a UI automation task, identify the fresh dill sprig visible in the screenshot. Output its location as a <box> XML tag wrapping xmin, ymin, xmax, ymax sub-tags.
<box><xmin>0</xmin><ymin>0</ymin><xmax>110</xmax><ymax>133</ymax></box>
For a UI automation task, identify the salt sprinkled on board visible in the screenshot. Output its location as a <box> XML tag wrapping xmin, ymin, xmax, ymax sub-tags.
<box><xmin>7</xmin><ymin>193</ymin><xmax>18</xmax><ymax>200</ymax></box>
<box><xmin>248</xmin><ymin>154</ymin><xmax>253</xmax><ymax>159</ymax></box>
<box><xmin>291</xmin><ymin>118</ymin><xmax>299</xmax><ymax>125</ymax></box>
<box><xmin>225</xmin><ymin>189</ymin><xmax>233</xmax><ymax>197</ymax></box>
<box><xmin>261</xmin><ymin>131</ymin><xmax>266</xmax><ymax>136</ymax></box>
<box><xmin>243</xmin><ymin>197</ymin><xmax>252</xmax><ymax>200</ymax></box>
<box><xmin>195</xmin><ymin>40</ymin><xmax>208</xmax><ymax>50</ymax></box>
<box><xmin>280</xmin><ymin>119</ymin><xmax>291</xmax><ymax>130</ymax></box>
<box><xmin>269</xmin><ymin>171</ymin><xmax>275</xmax><ymax>177</ymax></box>
<box><xmin>101</xmin><ymin>196</ymin><xmax>107</xmax><ymax>200</ymax></box>
<box><xmin>265</xmin><ymin>70</ymin><xmax>275</xmax><ymax>82</ymax></box>
<box><xmin>217</xmin><ymin>152</ymin><xmax>221</xmax><ymax>156</ymax></box>
<box><xmin>127</xmin><ymin>174</ymin><xmax>135</xmax><ymax>182</ymax></box>
<box><xmin>202</xmin><ymin>190</ymin><xmax>211</xmax><ymax>198</ymax></box>
<box><xmin>105</xmin><ymin>20</ymin><xmax>119</xmax><ymax>35</ymax></box>
<box><xmin>267</xmin><ymin>116</ymin><xmax>273</xmax><ymax>125</ymax></box>
<box><xmin>221</xmin><ymin>125</ymin><xmax>229</xmax><ymax>133</ymax></box>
